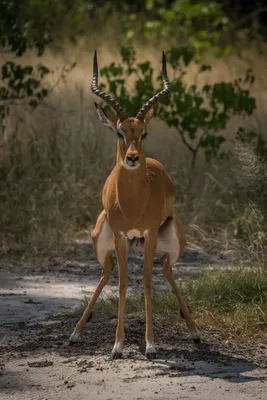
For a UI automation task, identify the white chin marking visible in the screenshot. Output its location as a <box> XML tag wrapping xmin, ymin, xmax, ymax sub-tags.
<box><xmin>146</xmin><ymin>341</ymin><xmax>156</xmax><ymax>354</ymax></box>
<box><xmin>190</xmin><ymin>327</ymin><xmax>201</xmax><ymax>341</ymax></box>
<box><xmin>69</xmin><ymin>329</ymin><xmax>81</xmax><ymax>343</ymax></box>
<box><xmin>121</xmin><ymin>161</ymin><xmax>140</xmax><ymax>170</ymax></box>
<box><xmin>112</xmin><ymin>341</ymin><xmax>123</xmax><ymax>354</ymax></box>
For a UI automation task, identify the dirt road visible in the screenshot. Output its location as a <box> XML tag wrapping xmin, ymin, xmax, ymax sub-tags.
<box><xmin>0</xmin><ymin>243</ymin><xmax>266</xmax><ymax>399</ymax></box>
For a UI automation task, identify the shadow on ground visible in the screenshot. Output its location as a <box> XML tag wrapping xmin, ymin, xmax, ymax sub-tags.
<box><xmin>0</xmin><ymin>242</ymin><xmax>266</xmax><ymax>398</ymax></box>
<box><xmin>1</xmin><ymin>309</ymin><xmax>266</xmax><ymax>386</ymax></box>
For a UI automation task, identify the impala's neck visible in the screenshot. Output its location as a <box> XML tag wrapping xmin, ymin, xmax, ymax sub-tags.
<box><xmin>116</xmin><ymin>145</ymin><xmax>149</xmax><ymax>219</ymax></box>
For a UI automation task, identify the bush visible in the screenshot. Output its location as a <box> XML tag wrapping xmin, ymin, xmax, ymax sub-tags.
<box><xmin>99</xmin><ymin>45</ymin><xmax>258</xmax><ymax>168</ymax></box>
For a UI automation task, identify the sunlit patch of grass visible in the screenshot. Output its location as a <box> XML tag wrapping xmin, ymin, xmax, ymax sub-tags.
<box><xmin>92</xmin><ymin>291</ymin><xmax>180</xmax><ymax>320</ymax></box>
<box><xmin>85</xmin><ymin>267</ymin><xmax>267</xmax><ymax>341</ymax></box>
<box><xmin>184</xmin><ymin>267</ymin><xmax>267</xmax><ymax>309</ymax></box>
<box><xmin>184</xmin><ymin>267</ymin><xmax>267</xmax><ymax>339</ymax></box>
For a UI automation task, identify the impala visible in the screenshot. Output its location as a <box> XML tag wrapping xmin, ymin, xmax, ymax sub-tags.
<box><xmin>69</xmin><ymin>50</ymin><xmax>200</xmax><ymax>359</ymax></box>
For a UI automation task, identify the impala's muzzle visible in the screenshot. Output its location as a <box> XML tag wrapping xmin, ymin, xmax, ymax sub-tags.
<box><xmin>126</xmin><ymin>154</ymin><xmax>139</xmax><ymax>167</ymax></box>
<box><xmin>124</xmin><ymin>142</ymin><xmax>140</xmax><ymax>169</ymax></box>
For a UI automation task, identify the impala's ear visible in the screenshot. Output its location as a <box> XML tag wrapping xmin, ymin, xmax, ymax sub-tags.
<box><xmin>143</xmin><ymin>106</ymin><xmax>155</xmax><ymax>126</ymax></box>
<box><xmin>94</xmin><ymin>103</ymin><xmax>119</xmax><ymax>130</ymax></box>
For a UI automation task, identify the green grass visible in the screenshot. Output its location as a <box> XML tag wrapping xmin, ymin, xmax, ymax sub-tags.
<box><xmin>184</xmin><ymin>267</ymin><xmax>267</xmax><ymax>338</ymax></box>
<box><xmin>90</xmin><ymin>267</ymin><xmax>267</xmax><ymax>340</ymax></box>
<box><xmin>94</xmin><ymin>291</ymin><xmax>180</xmax><ymax>320</ymax></box>
<box><xmin>184</xmin><ymin>267</ymin><xmax>267</xmax><ymax>309</ymax></box>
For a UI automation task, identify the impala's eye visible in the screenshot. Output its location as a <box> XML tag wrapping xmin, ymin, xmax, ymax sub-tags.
<box><xmin>141</xmin><ymin>131</ymin><xmax>147</xmax><ymax>140</ymax></box>
<box><xmin>117</xmin><ymin>131</ymin><xmax>124</xmax><ymax>140</ymax></box>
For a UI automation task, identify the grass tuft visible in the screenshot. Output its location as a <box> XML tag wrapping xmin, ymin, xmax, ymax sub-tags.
<box><xmin>184</xmin><ymin>267</ymin><xmax>267</xmax><ymax>309</ymax></box>
<box><xmin>184</xmin><ymin>267</ymin><xmax>267</xmax><ymax>339</ymax></box>
<box><xmin>94</xmin><ymin>291</ymin><xmax>180</xmax><ymax>320</ymax></box>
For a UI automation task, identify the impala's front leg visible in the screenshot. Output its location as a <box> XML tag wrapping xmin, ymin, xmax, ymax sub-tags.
<box><xmin>112</xmin><ymin>234</ymin><xmax>128</xmax><ymax>359</ymax></box>
<box><xmin>143</xmin><ymin>229</ymin><xmax>158</xmax><ymax>360</ymax></box>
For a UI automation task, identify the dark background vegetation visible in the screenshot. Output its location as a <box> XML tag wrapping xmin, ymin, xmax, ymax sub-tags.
<box><xmin>0</xmin><ymin>0</ymin><xmax>266</xmax><ymax>261</ymax></box>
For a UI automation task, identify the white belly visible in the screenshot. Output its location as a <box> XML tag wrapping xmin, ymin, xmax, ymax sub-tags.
<box><xmin>122</xmin><ymin>229</ymin><xmax>145</xmax><ymax>240</ymax></box>
<box><xmin>129</xmin><ymin>219</ymin><xmax>180</xmax><ymax>266</ymax></box>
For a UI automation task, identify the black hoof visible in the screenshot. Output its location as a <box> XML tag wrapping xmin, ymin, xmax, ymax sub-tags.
<box><xmin>111</xmin><ymin>352</ymin><xmax>122</xmax><ymax>360</ymax></box>
<box><xmin>87</xmin><ymin>312</ymin><xmax>93</xmax><ymax>323</ymax></box>
<box><xmin>180</xmin><ymin>305</ymin><xmax>191</xmax><ymax>319</ymax></box>
<box><xmin>146</xmin><ymin>352</ymin><xmax>157</xmax><ymax>360</ymax></box>
<box><xmin>193</xmin><ymin>337</ymin><xmax>201</xmax><ymax>344</ymax></box>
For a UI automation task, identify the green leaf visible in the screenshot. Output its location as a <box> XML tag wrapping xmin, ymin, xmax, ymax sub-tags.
<box><xmin>199</xmin><ymin>64</ymin><xmax>212</xmax><ymax>73</ymax></box>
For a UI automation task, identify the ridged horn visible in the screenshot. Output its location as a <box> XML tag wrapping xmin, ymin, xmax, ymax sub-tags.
<box><xmin>136</xmin><ymin>51</ymin><xmax>170</xmax><ymax>122</ymax></box>
<box><xmin>91</xmin><ymin>50</ymin><xmax>128</xmax><ymax>121</ymax></box>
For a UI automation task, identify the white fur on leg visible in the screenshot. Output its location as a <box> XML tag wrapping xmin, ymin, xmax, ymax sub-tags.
<box><xmin>112</xmin><ymin>341</ymin><xmax>123</xmax><ymax>356</ymax></box>
<box><xmin>96</xmin><ymin>215</ymin><xmax>114</xmax><ymax>265</ymax></box>
<box><xmin>69</xmin><ymin>329</ymin><xmax>81</xmax><ymax>343</ymax></box>
<box><xmin>145</xmin><ymin>340</ymin><xmax>157</xmax><ymax>355</ymax></box>
<box><xmin>189</xmin><ymin>327</ymin><xmax>201</xmax><ymax>341</ymax></box>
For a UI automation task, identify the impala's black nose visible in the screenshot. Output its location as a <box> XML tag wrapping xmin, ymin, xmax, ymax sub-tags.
<box><xmin>126</xmin><ymin>154</ymin><xmax>139</xmax><ymax>167</ymax></box>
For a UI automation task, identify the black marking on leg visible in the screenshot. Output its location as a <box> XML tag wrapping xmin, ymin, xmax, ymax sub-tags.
<box><xmin>111</xmin><ymin>352</ymin><xmax>122</xmax><ymax>360</ymax></box>
<box><xmin>87</xmin><ymin>312</ymin><xmax>93</xmax><ymax>323</ymax></box>
<box><xmin>146</xmin><ymin>352</ymin><xmax>157</xmax><ymax>360</ymax></box>
<box><xmin>180</xmin><ymin>305</ymin><xmax>191</xmax><ymax>319</ymax></box>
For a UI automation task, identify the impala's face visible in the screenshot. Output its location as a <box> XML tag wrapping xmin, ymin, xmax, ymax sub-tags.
<box><xmin>95</xmin><ymin>103</ymin><xmax>154</xmax><ymax>170</ymax></box>
<box><xmin>116</xmin><ymin>118</ymin><xmax>147</xmax><ymax>169</ymax></box>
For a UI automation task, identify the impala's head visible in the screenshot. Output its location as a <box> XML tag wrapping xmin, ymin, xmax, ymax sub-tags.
<box><xmin>91</xmin><ymin>50</ymin><xmax>170</xmax><ymax>170</ymax></box>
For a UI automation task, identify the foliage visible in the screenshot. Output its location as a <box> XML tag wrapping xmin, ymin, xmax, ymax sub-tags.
<box><xmin>0</xmin><ymin>1</ymin><xmax>76</xmax><ymax>132</ymax></box>
<box><xmin>125</xmin><ymin>0</ymin><xmax>232</xmax><ymax>55</ymax></box>
<box><xmin>0</xmin><ymin>62</ymin><xmax>50</xmax><ymax>128</ymax></box>
<box><xmin>0</xmin><ymin>1</ymin><xmax>52</xmax><ymax>129</ymax></box>
<box><xmin>0</xmin><ymin>0</ymin><xmax>52</xmax><ymax>55</ymax></box>
<box><xmin>19</xmin><ymin>0</ymin><xmax>94</xmax><ymax>39</ymax></box>
<box><xmin>99</xmin><ymin>45</ymin><xmax>257</xmax><ymax>168</ymax></box>
<box><xmin>2</xmin><ymin>0</ymin><xmax>267</xmax><ymax>54</ymax></box>
<box><xmin>0</xmin><ymin>1</ymin><xmax>233</xmax><ymax>56</ymax></box>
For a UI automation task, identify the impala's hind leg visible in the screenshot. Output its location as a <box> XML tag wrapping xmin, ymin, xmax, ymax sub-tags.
<box><xmin>158</xmin><ymin>213</ymin><xmax>201</xmax><ymax>343</ymax></box>
<box><xmin>69</xmin><ymin>210</ymin><xmax>115</xmax><ymax>343</ymax></box>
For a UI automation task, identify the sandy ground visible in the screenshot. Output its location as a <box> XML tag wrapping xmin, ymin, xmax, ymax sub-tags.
<box><xmin>0</xmin><ymin>243</ymin><xmax>266</xmax><ymax>399</ymax></box>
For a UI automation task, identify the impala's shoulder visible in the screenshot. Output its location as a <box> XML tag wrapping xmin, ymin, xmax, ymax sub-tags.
<box><xmin>146</xmin><ymin>157</ymin><xmax>174</xmax><ymax>193</ymax></box>
<box><xmin>102</xmin><ymin>165</ymin><xmax>118</xmax><ymax>194</ymax></box>
<box><xmin>146</xmin><ymin>157</ymin><xmax>170</xmax><ymax>175</ymax></box>
<box><xmin>104</xmin><ymin>164</ymin><xmax>119</xmax><ymax>183</ymax></box>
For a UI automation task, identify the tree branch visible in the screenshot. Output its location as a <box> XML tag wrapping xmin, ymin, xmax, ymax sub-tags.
<box><xmin>233</xmin><ymin>7</ymin><xmax>267</xmax><ymax>30</ymax></box>
<box><xmin>195</xmin><ymin>131</ymin><xmax>206</xmax><ymax>153</ymax></box>
<box><xmin>176</xmin><ymin>126</ymin><xmax>195</xmax><ymax>153</ymax></box>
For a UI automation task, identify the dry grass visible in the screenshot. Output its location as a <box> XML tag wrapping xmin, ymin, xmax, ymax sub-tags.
<box><xmin>0</xmin><ymin>40</ymin><xmax>267</xmax><ymax>255</ymax></box>
<box><xmin>0</xmin><ymin>87</ymin><xmax>115</xmax><ymax>251</ymax></box>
